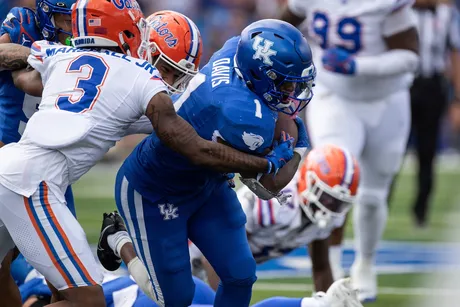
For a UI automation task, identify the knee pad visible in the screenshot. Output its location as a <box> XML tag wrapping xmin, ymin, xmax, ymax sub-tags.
<box><xmin>164</xmin><ymin>285</ymin><xmax>195</xmax><ymax>307</ymax></box>
<box><xmin>357</xmin><ymin>188</ymin><xmax>387</xmax><ymax>209</ymax></box>
<box><xmin>220</xmin><ymin>255</ymin><xmax>257</xmax><ymax>287</ymax></box>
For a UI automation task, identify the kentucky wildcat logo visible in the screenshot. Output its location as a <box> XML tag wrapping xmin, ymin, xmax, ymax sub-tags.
<box><xmin>148</xmin><ymin>16</ymin><xmax>178</xmax><ymax>48</ymax></box>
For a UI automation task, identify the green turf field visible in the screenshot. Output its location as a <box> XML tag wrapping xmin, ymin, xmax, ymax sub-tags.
<box><xmin>72</xmin><ymin>158</ymin><xmax>460</xmax><ymax>306</ymax></box>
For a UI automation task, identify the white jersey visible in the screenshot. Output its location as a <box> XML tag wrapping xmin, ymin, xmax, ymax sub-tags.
<box><xmin>289</xmin><ymin>0</ymin><xmax>416</xmax><ymax>101</ymax></box>
<box><xmin>241</xmin><ymin>175</ymin><xmax>343</xmax><ymax>264</ymax></box>
<box><xmin>0</xmin><ymin>41</ymin><xmax>167</xmax><ymax>201</ymax></box>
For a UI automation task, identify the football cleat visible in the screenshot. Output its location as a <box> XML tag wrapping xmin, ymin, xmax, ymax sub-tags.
<box><xmin>97</xmin><ymin>211</ymin><xmax>127</xmax><ymax>271</ymax></box>
<box><xmin>324</xmin><ymin>278</ymin><xmax>363</xmax><ymax>307</ymax></box>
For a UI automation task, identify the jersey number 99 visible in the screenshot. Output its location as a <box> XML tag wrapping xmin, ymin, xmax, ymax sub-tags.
<box><xmin>56</xmin><ymin>54</ymin><xmax>110</xmax><ymax>113</ymax></box>
<box><xmin>312</xmin><ymin>12</ymin><xmax>362</xmax><ymax>54</ymax></box>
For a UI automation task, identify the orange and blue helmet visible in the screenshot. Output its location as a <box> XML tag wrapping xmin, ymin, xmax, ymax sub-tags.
<box><xmin>147</xmin><ymin>10</ymin><xmax>202</xmax><ymax>93</ymax></box>
<box><xmin>71</xmin><ymin>0</ymin><xmax>150</xmax><ymax>60</ymax></box>
<box><xmin>298</xmin><ymin>144</ymin><xmax>360</xmax><ymax>228</ymax></box>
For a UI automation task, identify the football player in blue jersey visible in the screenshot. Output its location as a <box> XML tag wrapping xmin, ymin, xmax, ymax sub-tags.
<box><xmin>0</xmin><ymin>1</ymin><xmax>75</xmax><ymax>306</ymax></box>
<box><xmin>13</xmin><ymin>252</ymin><xmax>360</xmax><ymax>307</ymax></box>
<box><xmin>100</xmin><ymin>19</ymin><xmax>316</xmax><ymax>307</ymax></box>
<box><xmin>11</xmin><ymin>253</ymin><xmax>217</xmax><ymax>307</ymax></box>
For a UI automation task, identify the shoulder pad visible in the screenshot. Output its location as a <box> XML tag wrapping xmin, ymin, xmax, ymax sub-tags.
<box><xmin>1</xmin><ymin>7</ymin><xmax>41</xmax><ymax>47</ymax></box>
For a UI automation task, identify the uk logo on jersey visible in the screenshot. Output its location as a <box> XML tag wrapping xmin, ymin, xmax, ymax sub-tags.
<box><xmin>252</xmin><ymin>36</ymin><xmax>277</xmax><ymax>66</ymax></box>
<box><xmin>242</xmin><ymin>132</ymin><xmax>264</xmax><ymax>151</ymax></box>
<box><xmin>158</xmin><ymin>204</ymin><xmax>179</xmax><ymax>220</ymax></box>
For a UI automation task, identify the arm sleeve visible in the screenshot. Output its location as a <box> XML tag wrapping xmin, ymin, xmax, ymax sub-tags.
<box><xmin>355</xmin><ymin>3</ymin><xmax>419</xmax><ymax>77</ymax></box>
<box><xmin>355</xmin><ymin>49</ymin><xmax>419</xmax><ymax>76</ymax></box>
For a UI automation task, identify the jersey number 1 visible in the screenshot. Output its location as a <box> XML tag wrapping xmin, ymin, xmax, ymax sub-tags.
<box><xmin>56</xmin><ymin>54</ymin><xmax>110</xmax><ymax>113</ymax></box>
<box><xmin>312</xmin><ymin>12</ymin><xmax>362</xmax><ymax>54</ymax></box>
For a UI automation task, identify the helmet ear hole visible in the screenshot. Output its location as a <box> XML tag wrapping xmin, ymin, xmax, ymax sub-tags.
<box><xmin>250</xmin><ymin>70</ymin><xmax>260</xmax><ymax>81</ymax></box>
<box><xmin>123</xmin><ymin>30</ymin><xmax>135</xmax><ymax>38</ymax></box>
<box><xmin>250</xmin><ymin>31</ymin><xmax>262</xmax><ymax>39</ymax></box>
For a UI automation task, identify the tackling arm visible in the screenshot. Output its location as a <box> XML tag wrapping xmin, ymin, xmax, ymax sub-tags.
<box><xmin>0</xmin><ymin>43</ymin><xmax>30</xmax><ymax>71</ymax></box>
<box><xmin>256</xmin><ymin>152</ymin><xmax>301</xmax><ymax>194</ymax></box>
<box><xmin>308</xmin><ymin>239</ymin><xmax>334</xmax><ymax>292</ymax></box>
<box><xmin>145</xmin><ymin>92</ymin><xmax>281</xmax><ymax>174</ymax></box>
<box><xmin>12</xmin><ymin>66</ymin><xmax>43</xmax><ymax>97</ymax></box>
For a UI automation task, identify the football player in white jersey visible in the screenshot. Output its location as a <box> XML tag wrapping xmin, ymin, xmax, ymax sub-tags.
<box><xmin>279</xmin><ymin>0</ymin><xmax>420</xmax><ymax>301</ymax></box>
<box><xmin>0</xmin><ymin>0</ymin><xmax>296</xmax><ymax>306</ymax></box>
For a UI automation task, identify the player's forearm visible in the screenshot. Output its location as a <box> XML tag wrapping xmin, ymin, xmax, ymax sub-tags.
<box><xmin>12</xmin><ymin>67</ymin><xmax>43</xmax><ymax>97</ymax></box>
<box><xmin>193</xmin><ymin>139</ymin><xmax>271</xmax><ymax>173</ymax></box>
<box><xmin>149</xmin><ymin>99</ymin><xmax>270</xmax><ymax>174</ymax></box>
<box><xmin>161</xmin><ymin>117</ymin><xmax>270</xmax><ymax>173</ymax></box>
<box><xmin>259</xmin><ymin>152</ymin><xmax>301</xmax><ymax>194</ymax></box>
<box><xmin>0</xmin><ymin>43</ymin><xmax>30</xmax><ymax>71</ymax></box>
<box><xmin>355</xmin><ymin>49</ymin><xmax>419</xmax><ymax>77</ymax></box>
<box><xmin>309</xmin><ymin>240</ymin><xmax>334</xmax><ymax>292</ymax></box>
<box><xmin>312</xmin><ymin>266</ymin><xmax>334</xmax><ymax>292</ymax></box>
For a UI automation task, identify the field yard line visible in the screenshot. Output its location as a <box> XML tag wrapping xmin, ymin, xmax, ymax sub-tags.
<box><xmin>253</xmin><ymin>282</ymin><xmax>457</xmax><ymax>296</ymax></box>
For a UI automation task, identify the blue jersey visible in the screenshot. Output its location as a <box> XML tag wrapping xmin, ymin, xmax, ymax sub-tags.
<box><xmin>19</xmin><ymin>273</ymin><xmax>215</xmax><ymax>306</ymax></box>
<box><xmin>0</xmin><ymin>7</ymin><xmax>42</xmax><ymax>144</ymax></box>
<box><xmin>123</xmin><ymin>36</ymin><xmax>277</xmax><ymax>200</ymax></box>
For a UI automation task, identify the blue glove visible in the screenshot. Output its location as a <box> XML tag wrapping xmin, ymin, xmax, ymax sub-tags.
<box><xmin>265</xmin><ymin>131</ymin><xmax>295</xmax><ymax>174</ymax></box>
<box><xmin>1</xmin><ymin>7</ymin><xmax>42</xmax><ymax>47</ymax></box>
<box><xmin>293</xmin><ymin>116</ymin><xmax>310</xmax><ymax>150</ymax></box>
<box><xmin>322</xmin><ymin>47</ymin><xmax>356</xmax><ymax>75</ymax></box>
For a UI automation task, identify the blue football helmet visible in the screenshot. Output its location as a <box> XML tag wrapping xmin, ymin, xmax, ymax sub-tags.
<box><xmin>36</xmin><ymin>0</ymin><xmax>75</xmax><ymax>41</ymax></box>
<box><xmin>235</xmin><ymin>19</ymin><xmax>316</xmax><ymax>116</ymax></box>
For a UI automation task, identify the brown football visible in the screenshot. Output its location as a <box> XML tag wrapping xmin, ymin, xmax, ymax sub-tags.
<box><xmin>273</xmin><ymin>112</ymin><xmax>298</xmax><ymax>148</ymax></box>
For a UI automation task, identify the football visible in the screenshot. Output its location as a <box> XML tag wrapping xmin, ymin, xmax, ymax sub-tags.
<box><xmin>273</xmin><ymin>112</ymin><xmax>298</xmax><ymax>148</ymax></box>
<box><xmin>240</xmin><ymin>113</ymin><xmax>299</xmax><ymax>185</ymax></box>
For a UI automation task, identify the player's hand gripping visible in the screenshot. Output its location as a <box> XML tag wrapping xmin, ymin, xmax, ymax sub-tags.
<box><xmin>1</xmin><ymin>8</ymin><xmax>41</xmax><ymax>47</ymax></box>
<box><xmin>293</xmin><ymin>116</ymin><xmax>310</xmax><ymax>158</ymax></box>
<box><xmin>265</xmin><ymin>131</ymin><xmax>295</xmax><ymax>174</ymax></box>
<box><xmin>322</xmin><ymin>47</ymin><xmax>356</xmax><ymax>75</ymax></box>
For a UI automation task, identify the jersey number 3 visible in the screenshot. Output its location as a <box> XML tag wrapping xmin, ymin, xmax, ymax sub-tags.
<box><xmin>56</xmin><ymin>54</ymin><xmax>110</xmax><ymax>113</ymax></box>
<box><xmin>312</xmin><ymin>12</ymin><xmax>362</xmax><ymax>54</ymax></box>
